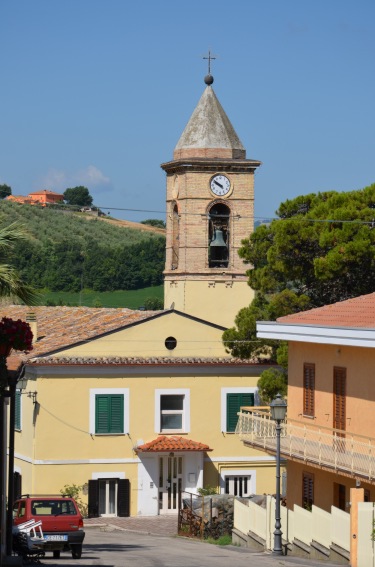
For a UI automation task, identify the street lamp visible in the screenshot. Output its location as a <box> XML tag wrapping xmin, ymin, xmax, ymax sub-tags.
<box><xmin>270</xmin><ymin>393</ymin><xmax>287</xmax><ymax>556</ymax></box>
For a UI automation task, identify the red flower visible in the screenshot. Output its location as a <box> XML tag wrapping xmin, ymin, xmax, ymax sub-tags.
<box><xmin>0</xmin><ymin>317</ymin><xmax>33</xmax><ymax>354</ymax></box>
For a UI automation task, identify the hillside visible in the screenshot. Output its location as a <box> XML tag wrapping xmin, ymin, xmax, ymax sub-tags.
<box><xmin>0</xmin><ymin>200</ymin><xmax>166</xmax><ymax>294</ymax></box>
<box><xmin>0</xmin><ymin>200</ymin><xmax>165</xmax><ymax>246</ymax></box>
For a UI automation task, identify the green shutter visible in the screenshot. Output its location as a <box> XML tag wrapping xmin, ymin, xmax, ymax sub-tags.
<box><xmin>95</xmin><ymin>395</ymin><xmax>124</xmax><ymax>434</ymax></box>
<box><xmin>15</xmin><ymin>390</ymin><xmax>21</xmax><ymax>430</ymax></box>
<box><xmin>226</xmin><ymin>393</ymin><xmax>254</xmax><ymax>433</ymax></box>
<box><xmin>109</xmin><ymin>395</ymin><xmax>124</xmax><ymax>433</ymax></box>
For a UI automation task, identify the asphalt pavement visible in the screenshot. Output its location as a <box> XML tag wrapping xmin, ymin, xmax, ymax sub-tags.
<box><xmin>34</xmin><ymin>518</ymin><xmax>347</xmax><ymax>567</ymax></box>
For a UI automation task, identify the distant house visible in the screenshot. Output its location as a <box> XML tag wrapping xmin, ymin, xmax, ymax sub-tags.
<box><xmin>6</xmin><ymin>195</ymin><xmax>33</xmax><ymax>205</ymax></box>
<box><xmin>5</xmin><ymin>190</ymin><xmax>64</xmax><ymax>207</ymax></box>
<box><xmin>27</xmin><ymin>190</ymin><xmax>64</xmax><ymax>206</ymax></box>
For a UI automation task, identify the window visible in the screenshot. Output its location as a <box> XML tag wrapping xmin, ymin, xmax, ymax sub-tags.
<box><xmin>221</xmin><ymin>388</ymin><xmax>258</xmax><ymax>433</ymax></box>
<box><xmin>171</xmin><ymin>203</ymin><xmax>179</xmax><ymax>269</ymax></box>
<box><xmin>225</xmin><ymin>476</ymin><xmax>250</xmax><ymax>497</ymax></box>
<box><xmin>302</xmin><ymin>472</ymin><xmax>314</xmax><ymax>510</ymax></box>
<box><xmin>333</xmin><ymin>367</ymin><xmax>346</xmax><ymax>432</ymax></box>
<box><xmin>89</xmin><ymin>389</ymin><xmax>129</xmax><ymax>435</ymax></box>
<box><xmin>15</xmin><ymin>390</ymin><xmax>21</xmax><ymax>430</ymax></box>
<box><xmin>226</xmin><ymin>393</ymin><xmax>254</xmax><ymax>433</ymax></box>
<box><xmin>221</xmin><ymin>469</ymin><xmax>256</xmax><ymax>496</ymax></box>
<box><xmin>165</xmin><ymin>337</ymin><xmax>177</xmax><ymax>350</ymax></box>
<box><xmin>208</xmin><ymin>203</ymin><xmax>230</xmax><ymax>268</ymax></box>
<box><xmin>161</xmin><ymin>395</ymin><xmax>183</xmax><ymax>431</ymax></box>
<box><xmin>303</xmin><ymin>364</ymin><xmax>315</xmax><ymax>417</ymax></box>
<box><xmin>31</xmin><ymin>500</ymin><xmax>77</xmax><ymax>515</ymax></box>
<box><xmin>155</xmin><ymin>389</ymin><xmax>190</xmax><ymax>433</ymax></box>
<box><xmin>95</xmin><ymin>395</ymin><xmax>124</xmax><ymax>434</ymax></box>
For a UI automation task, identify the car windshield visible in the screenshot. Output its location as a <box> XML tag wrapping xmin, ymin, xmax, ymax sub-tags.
<box><xmin>31</xmin><ymin>500</ymin><xmax>76</xmax><ymax>516</ymax></box>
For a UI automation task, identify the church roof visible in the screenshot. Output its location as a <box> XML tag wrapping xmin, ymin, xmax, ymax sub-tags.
<box><xmin>0</xmin><ymin>305</ymin><xmax>160</xmax><ymax>358</ymax></box>
<box><xmin>174</xmin><ymin>85</ymin><xmax>246</xmax><ymax>160</ymax></box>
<box><xmin>136</xmin><ymin>435</ymin><xmax>212</xmax><ymax>453</ymax></box>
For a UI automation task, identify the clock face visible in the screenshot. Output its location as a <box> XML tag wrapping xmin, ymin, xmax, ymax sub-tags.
<box><xmin>210</xmin><ymin>174</ymin><xmax>231</xmax><ymax>197</ymax></box>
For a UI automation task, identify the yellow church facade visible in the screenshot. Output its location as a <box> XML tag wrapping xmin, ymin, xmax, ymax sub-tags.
<box><xmin>6</xmin><ymin>70</ymin><xmax>278</xmax><ymax>517</ymax></box>
<box><xmin>6</xmin><ymin>307</ymin><xmax>277</xmax><ymax>517</ymax></box>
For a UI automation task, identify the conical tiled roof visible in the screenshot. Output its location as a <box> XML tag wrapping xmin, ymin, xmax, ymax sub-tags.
<box><xmin>174</xmin><ymin>86</ymin><xmax>246</xmax><ymax>160</ymax></box>
<box><xmin>136</xmin><ymin>435</ymin><xmax>212</xmax><ymax>452</ymax></box>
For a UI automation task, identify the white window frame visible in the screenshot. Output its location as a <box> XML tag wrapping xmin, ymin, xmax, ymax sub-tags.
<box><xmin>220</xmin><ymin>469</ymin><xmax>256</xmax><ymax>496</ymax></box>
<box><xmin>89</xmin><ymin>388</ymin><xmax>129</xmax><ymax>435</ymax></box>
<box><xmin>221</xmin><ymin>387</ymin><xmax>259</xmax><ymax>433</ymax></box>
<box><xmin>155</xmin><ymin>389</ymin><xmax>190</xmax><ymax>433</ymax></box>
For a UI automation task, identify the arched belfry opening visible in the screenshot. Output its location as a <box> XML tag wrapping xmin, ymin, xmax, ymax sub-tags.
<box><xmin>171</xmin><ymin>202</ymin><xmax>180</xmax><ymax>270</ymax></box>
<box><xmin>208</xmin><ymin>203</ymin><xmax>230</xmax><ymax>268</ymax></box>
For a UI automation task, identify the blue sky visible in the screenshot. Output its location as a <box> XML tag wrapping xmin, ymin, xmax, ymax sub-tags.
<box><xmin>1</xmin><ymin>0</ymin><xmax>374</xmax><ymax>222</ymax></box>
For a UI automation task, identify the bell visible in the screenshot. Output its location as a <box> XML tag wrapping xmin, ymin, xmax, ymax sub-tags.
<box><xmin>210</xmin><ymin>229</ymin><xmax>227</xmax><ymax>248</ymax></box>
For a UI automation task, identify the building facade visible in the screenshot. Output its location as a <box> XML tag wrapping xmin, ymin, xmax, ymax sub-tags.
<box><xmin>237</xmin><ymin>292</ymin><xmax>375</xmax><ymax>514</ymax></box>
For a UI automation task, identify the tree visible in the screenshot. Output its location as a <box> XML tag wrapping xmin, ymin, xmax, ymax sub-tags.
<box><xmin>63</xmin><ymin>186</ymin><xmax>93</xmax><ymax>207</ymax></box>
<box><xmin>140</xmin><ymin>219</ymin><xmax>166</xmax><ymax>229</ymax></box>
<box><xmin>0</xmin><ymin>184</ymin><xmax>11</xmax><ymax>199</ymax></box>
<box><xmin>257</xmin><ymin>368</ymin><xmax>287</xmax><ymax>405</ymax></box>
<box><xmin>144</xmin><ymin>297</ymin><xmax>164</xmax><ymax>310</ymax></box>
<box><xmin>239</xmin><ymin>183</ymin><xmax>375</xmax><ymax>307</ymax></box>
<box><xmin>0</xmin><ymin>224</ymin><xmax>39</xmax><ymax>304</ymax></box>
<box><xmin>223</xmin><ymin>290</ymin><xmax>310</xmax><ymax>360</ymax></box>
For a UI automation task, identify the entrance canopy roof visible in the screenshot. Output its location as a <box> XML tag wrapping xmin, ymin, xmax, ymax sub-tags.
<box><xmin>135</xmin><ymin>435</ymin><xmax>212</xmax><ymax>453</ymax></box>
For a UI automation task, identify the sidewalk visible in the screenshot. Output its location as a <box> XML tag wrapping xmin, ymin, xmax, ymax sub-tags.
<box><xmin>84</xmin><ymin>514</ymin><xmax>179</xmax><ymax>537</ymax></box>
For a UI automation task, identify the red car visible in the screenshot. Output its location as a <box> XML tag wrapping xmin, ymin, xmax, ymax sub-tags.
<box><xmin>13</xmin><ymin>495</ymin><xmax>85</xmax><ymax>559</ymax></box>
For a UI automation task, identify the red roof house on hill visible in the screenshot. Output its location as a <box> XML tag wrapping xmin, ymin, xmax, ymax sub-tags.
<box><xmin>27</xmin><ymin>189</ymin><xmax>64</xmax><ymax>206</ymax></box>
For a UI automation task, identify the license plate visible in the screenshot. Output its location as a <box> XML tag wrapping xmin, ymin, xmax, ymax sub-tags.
<box><xmin>45</xmin><ymin>535</ymin><xmax>68</xmax><ymax>541</ymax></box>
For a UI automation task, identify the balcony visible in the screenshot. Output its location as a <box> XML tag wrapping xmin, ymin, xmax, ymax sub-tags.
<box><xmin>236</xmin><ymin>408</ymin><xmax>375</xmax><ymax>481</ymax></box>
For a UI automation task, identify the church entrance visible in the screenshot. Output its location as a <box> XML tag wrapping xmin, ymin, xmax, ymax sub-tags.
<box><xmin>159</xmin><ymin>455</ymin><xmax>183</xmax><ymax>514</ymax></box>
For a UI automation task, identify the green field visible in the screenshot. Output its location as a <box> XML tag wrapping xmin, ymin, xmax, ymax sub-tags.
<box><xmin>39</xmin><ymin>286</ymin><xmax>164</xmax><ymax>309</ymax></box>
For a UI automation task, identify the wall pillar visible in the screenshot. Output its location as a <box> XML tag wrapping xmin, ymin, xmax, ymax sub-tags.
<box><xmin>350</xmin><ymin>486</ymin><xmax>364</xmax><ymax>567</ymax></box>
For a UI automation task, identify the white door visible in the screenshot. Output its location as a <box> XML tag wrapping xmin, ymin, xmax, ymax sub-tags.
<box><xmin>98</xmin><ymin>479</ymin><xmax>118</xmax><ymax>516</ymax></box>
<box><xmin>159</xmin><ymin>456</ymin><xmax>183</xmax><ymax>514</ymax></box>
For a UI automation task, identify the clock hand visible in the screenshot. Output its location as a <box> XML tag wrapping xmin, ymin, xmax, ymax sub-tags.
<box><xmin>214</xmin><ymin>180</ymin><xmax>223</xmax><ymax>189</ymax></box>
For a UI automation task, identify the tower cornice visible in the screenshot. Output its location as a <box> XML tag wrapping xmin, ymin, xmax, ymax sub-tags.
<box><xmin>161</xmin><ymin>157</ymin><xmax>261</xmax><ymax>175</ymax></box>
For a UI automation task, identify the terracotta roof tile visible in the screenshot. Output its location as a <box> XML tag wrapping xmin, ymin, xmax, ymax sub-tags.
<box><xmin>136</xmin><ymin>435</ymin><xmax>212</xmax><ymax>452</ymax></box>
<box><xmin>0</xmin><ymin>305</ymin><xmax>161</xmax><ymax>357</ymax></box>
<box><xmin>30</xmin><ymin>355</ymin><xmax>259</xmax><ymax>365</ymax></box>
<box><xmin>278</xmin><ymin>292</ymin><xmax>375</xmax><ymax>328</ymax></box>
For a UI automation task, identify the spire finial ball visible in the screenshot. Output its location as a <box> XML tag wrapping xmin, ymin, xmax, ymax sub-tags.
<box><xmin>204</xmin><ymin>74</ymin><xmax>214</xmax><ymax>86</ymax></box>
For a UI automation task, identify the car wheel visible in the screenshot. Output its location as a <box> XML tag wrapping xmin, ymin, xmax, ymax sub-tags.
<box><xmin>53</xmin><ymin>550</ymin><xmax>61</xmax><ymax>559</ymax></box>
<box><xmin>71</xmin><ymin>544</ymin><xmax>82</xmax><ymax>559</ymax></box>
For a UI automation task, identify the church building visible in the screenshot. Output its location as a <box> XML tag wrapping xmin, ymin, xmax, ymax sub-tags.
<box><xmin>162</xmin><ymin>71</ymin><xmax>260</xmax><ymax>327</ymax></box>
<box><xmin>4</xmin><ymin>69</ymin><xmax>277</xmax><ymax>518</ymax></box>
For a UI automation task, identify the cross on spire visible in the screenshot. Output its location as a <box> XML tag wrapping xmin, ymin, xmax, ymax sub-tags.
<box><xmin>203</xmin><ymin>50</ymin><xmax>216</xmax><ymax>75</ymax></box>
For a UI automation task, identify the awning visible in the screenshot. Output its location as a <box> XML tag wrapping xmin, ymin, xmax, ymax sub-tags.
<box><xmin>135</xmin><ymin>435</ymin><xmax>212</xmax><ymax>453</ymax></box>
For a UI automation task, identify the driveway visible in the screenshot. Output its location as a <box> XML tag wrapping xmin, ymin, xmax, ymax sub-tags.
<box><xmin>38</xmin><ymin>526</ymin><xmax>345</xmax><ymax>567</ymax></box>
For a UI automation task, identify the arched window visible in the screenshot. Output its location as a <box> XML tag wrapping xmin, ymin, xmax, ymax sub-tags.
<box><xmin>208</xmin><ymin>203</ymin><xmax>230</xmax><ymax>268</ymax></box>
<box><xmin>171</xmin><ymin>203</ymin><xmax>179</xmax><ymax>269</ymax></box>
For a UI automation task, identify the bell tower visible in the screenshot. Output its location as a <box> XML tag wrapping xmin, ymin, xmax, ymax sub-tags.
<box><xmin>161</xmin><ymin>69</ymin><xmax>261</xmax><ymax>328</ymax></box>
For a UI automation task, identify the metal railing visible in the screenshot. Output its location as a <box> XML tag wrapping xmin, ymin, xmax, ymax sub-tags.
<box><xmin>236</xmin><ymin>409</ymin><xmax>375</xmax><ymax>481</ymax></box>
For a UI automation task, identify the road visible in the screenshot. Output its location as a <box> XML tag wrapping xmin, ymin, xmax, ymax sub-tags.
<box><xmin>38</xmin><ymin>527</ymin><xmax>345</xmax><ymax>567</ymax></box>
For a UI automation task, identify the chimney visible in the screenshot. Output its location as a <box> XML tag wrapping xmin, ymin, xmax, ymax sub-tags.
<box><xmin>26</xmin><ymin>312</ymin><xmax>37</xmax><ymax>344</ymax></box>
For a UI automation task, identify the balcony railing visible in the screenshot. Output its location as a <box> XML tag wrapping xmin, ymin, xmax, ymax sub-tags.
<box><xmin>236</xmin><ymin>408</ymin><xmax>375</xmax><ymax>481</ymax></box>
